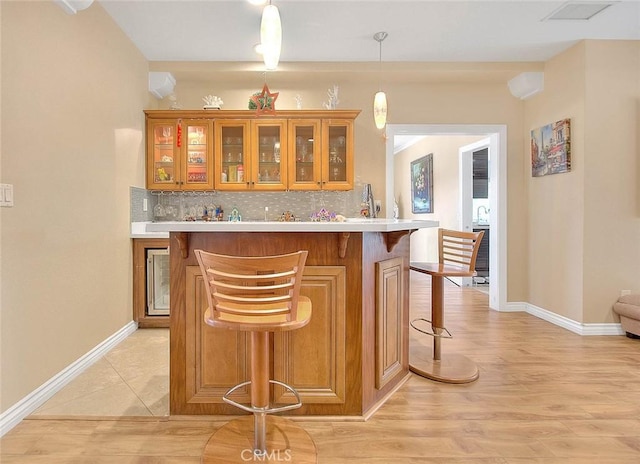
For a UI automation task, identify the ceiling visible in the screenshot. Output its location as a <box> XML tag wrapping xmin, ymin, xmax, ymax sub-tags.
<box><xmin>96</xmin><ymin>0</ymin><xmax>639</xmax><ymax>153</ymax></box>
<box><xmin>99</xmin><ymin>0</ymin><xmax>640</xmax><ymax>64</ymax></box>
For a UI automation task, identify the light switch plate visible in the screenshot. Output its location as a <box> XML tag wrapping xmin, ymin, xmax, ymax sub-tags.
<box><xmin>0</xmin><ymin>184</ymin><xmax>14</xmax><ymax>207</ymax></box>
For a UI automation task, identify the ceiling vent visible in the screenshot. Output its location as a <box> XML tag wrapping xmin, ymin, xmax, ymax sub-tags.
<box><xmin>542</xmin><ymin>1</ymin><xmax>615</xmax><ymax>21</ymax></box>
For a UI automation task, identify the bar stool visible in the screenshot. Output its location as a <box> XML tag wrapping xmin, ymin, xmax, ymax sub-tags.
<box><xmin>194</xmin><ymin>249</ymin><xmax>316</xmax><ymax>463</ymax></box>
<box><xmin>409</xmin><ymin>228</ymin><xmax>484</xmax><ymax>384</ymax></box>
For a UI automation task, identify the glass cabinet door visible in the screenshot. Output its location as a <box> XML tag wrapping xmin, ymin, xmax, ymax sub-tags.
<box><xmin>322</xmin><ymin>119</ymin><xmax>354</xmax><ymax>190</ymax></box>
<box><xmin>147</xmin><ymin>120</ymin><xmax>178</xmax><ymax>190</ymax></box>
<box><xmin>252</xmin><ymin>121</ymin><xmax>287</xmax><ymax>190</ymax></box>
<box><xmin>183</xmin><ymin>121</ymin><xmax>213</xmax><ymax>190</ymax></box>
<box><xmin>288</xmin><ymin>120</ymin><xmax>321</xmax><ymax>190</ymax></box>
<box><xmin>215</xmin><ymin>122</ymin><xmax>249</xmax><ymax>190</ymax></box>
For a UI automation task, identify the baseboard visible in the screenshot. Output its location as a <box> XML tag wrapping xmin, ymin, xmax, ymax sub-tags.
<box><xmin>525</xmin><ymin>302</ymin><xmax>623</xmax><ymax>336</ymax></box>
<box><xmin>0</xmin><ymin>321</ymin><xmax>138</xmax><ymax>437</ymax></box>
<box><xmin>503</xmin><ymin>301</ymin><xmax>528</xmax><ymax>312</ymax></box>
<box><xmin>500</xmin><ymin>301</ymin><xmax>623</xmax><ymax>336</ymax></box>
<box><xmin>580</xmin><ymin>323</ymin><xmax>625</xmax><ymax>336</ymax></box>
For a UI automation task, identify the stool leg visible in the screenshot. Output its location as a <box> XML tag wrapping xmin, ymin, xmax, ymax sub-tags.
<box><xmin>409</xmin><ymin>273</ymin><xmax>479</xmax><ymax>384</ymax></box>
<box><xmin>251</xmin><ymin>331</ymin><xmax>270</xmax><ymax>456</ymax></box>
<box><xmin>431</xmin><ymin>275</ymin><xmax>444</xmax><ymax>361</ymax></box>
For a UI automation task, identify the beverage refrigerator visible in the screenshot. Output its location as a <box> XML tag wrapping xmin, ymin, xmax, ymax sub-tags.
<box><xmin>146</xmin><ymin>248</ymin><xmax>170</xmax><ymax>316</ymax></box>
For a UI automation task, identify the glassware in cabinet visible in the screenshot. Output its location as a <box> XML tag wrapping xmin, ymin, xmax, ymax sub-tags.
<box><xmin>215</xmin><ymin>121</ymin><xmax>249</xmax><ymax>190</ymax></box>
<box><xmin>184</xmin><ymin>121</ymin><xmax>213</xmax><ymax>188</ymax></box>
<box><xmin>147</xmin><ymin>120</ymin><xmax>178</xmax><ymax>189</ymax></box>
<box><xmin>288</xmin><ymin>120</ymin><xmax>321</xmax><ymax>190</ymax></box>
<box><xmin>322</xmin><ymin>119</ymin><xmax>354</xmax><ymax>190</ymax></box>
<box><xmin>146</xmin><ymin>119</ymin><xmax>213</xmax><ymax>191</ymax></box>
<box><xmin>251</xmin><ymin>120</ymin><xmax>287</xmax><ymax>190</ymax></box>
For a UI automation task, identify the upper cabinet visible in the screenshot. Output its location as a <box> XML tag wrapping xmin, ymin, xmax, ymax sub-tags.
<box><xmin>287</xmin><ymin>118</ymin><xmax>354</xmax><ymax>191</ymax></box>
<box><xmin>472</xmin><ymin>148</ymin><xmax>489</xmax><ymax>199</ymax></box>
<box><xmin>250</xmin><ymin>120</ymin><xmax>288</xmax><ymax>191</ymax></box>
<box><xmin>321</xmin><ymin>119</ymin><xmax>354</xmax><ymax>191</ymax></box>
<box><xmin>214</xmin><ymin>120</ymin><xmax>249</xmax><ymax>190</ymax></box>
<box><xmin>145</xmin><ymin>110</ymin><xmax>360</xmax><ymax>191</ymax></box>
<box><xmin>146</xmin><ymin>119</ymin><xmax>214</xmax><ymax>191</ymax></box>
<box><xmin>287</xmin><ymin>119</ymin><xmax>321</xmax><ymax>191</ymax></box>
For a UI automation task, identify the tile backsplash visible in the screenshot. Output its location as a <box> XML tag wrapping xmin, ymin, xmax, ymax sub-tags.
<box><xmin>130</xmin><ymin>186</ymin><xmax>369</xmax><ymax>222</ymax></box>
<box><xmin>130</xmin><ymin>187</ymin><xmax>155</xmax><ymax>222</ymax></box>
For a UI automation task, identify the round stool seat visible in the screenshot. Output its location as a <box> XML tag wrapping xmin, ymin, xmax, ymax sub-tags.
<box><xmin>202</xmin><ymin>416</ymin><xmax>317</xmax><ymax>463</ymax></box>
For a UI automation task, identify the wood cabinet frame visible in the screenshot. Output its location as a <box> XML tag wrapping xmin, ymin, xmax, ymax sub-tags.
<box><xmin>146</xmin><ymin>119</ymin><xmax>214</xmax><ymax>191</ymax></box>
<box><xmin>145</xmin><ymin>110</ymin><xmax>360</xmax><ymax>191</ymax></box>
<box><xmin>132</xmin><ymin>238</ymin><xmax>170</xmax><ymax>328</ymax></box>
<box><xmin>169</xmin><ymin>230</ymin><xmax>411</xmax><ymax>417</ymax></box>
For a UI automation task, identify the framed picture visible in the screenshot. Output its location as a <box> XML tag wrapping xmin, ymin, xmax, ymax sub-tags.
<box><xmin>411</xmin><ymin>154</ymin><xmax>433</xmax><ymax>214</ymax></box>
<box><xmin>531</xmin><ymin>118</ymin><xmax>571</xmax><ymax>177</ymax></box>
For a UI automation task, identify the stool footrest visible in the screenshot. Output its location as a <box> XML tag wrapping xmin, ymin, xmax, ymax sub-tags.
<box><xmin>223</xmin><ymin>379</ymin><xmax>303</xmax><ymax>414</ymax></box>
<box><xmin>410</xmin><ymin>318</ymin><xmax>452</xmax><ymax>338</ymax></box>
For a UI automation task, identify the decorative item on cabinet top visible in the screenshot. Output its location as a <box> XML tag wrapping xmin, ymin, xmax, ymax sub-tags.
<box><xmin>144</xmin><ymin>109</ymin><xmax>360</xmax><ymax>121</ymax></box>
<box><xmin>202</xmin><ymin>95</ymin><xmax>223</xmax><ymax>110</ymax></box>
<box><xmin>249</xmin><ymin>84</ymin><xmax>279</xmax><ymax>115</ymax></box>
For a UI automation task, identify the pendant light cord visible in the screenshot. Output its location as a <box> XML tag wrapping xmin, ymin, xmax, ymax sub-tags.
<box><xmin>374</xmin><ymin>31</ymin><xmax>388</xmax><ymax>92</ymax></box>
<box><xmin>378</xmin><ymin>38</ymin><xmax>382</xmax><ymax>91</ymax></box>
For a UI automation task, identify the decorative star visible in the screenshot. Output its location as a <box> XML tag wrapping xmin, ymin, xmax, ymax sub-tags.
<box><xmin>251</xmin><ymin>83</ymin><xmax>279</xmax><ymax>116</ymax></box>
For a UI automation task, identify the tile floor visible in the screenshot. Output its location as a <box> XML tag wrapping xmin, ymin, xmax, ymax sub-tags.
<box><xmin>30</xmin><ymin>328</ymin><xmax>170</xmax><ymax>417</ymax></box>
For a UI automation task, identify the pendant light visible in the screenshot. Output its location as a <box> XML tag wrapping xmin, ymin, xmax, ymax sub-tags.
<box><xmin>260</xmin><ymin>1</ymin><xmax>282</xmax><ymax>70</ymax></box>
<box><xmin>373</xmin><ymin>31</ymin><xmax>388</xmax><ymax>129</ymax></box>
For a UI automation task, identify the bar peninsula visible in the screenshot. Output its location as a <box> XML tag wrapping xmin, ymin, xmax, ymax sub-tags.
<box><xmin>146</xmin><ymin>219</ymin><xmax>438</xmax><ymax>418</ymax></box>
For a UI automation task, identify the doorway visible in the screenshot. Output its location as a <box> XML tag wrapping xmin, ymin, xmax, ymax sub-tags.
<box><xmin>459</xmin><ymin>139</ymin><xmax>491</xmax><ymax>290</ymax></box>
<box><xmin>385</xmin><ymin>124</ymin><xmax>507</xmax><ymax>311</ymax></box>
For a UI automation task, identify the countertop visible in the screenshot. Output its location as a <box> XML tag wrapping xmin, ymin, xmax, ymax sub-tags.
<box><xmin>131</xmin><ymin>222</ymin><xmax>169</xmax><ymax>239</ymax></box>
<box><xmin>141</xmin><ymin>218</ymin><xmax>438</xmax><ymax>234</ymax></box>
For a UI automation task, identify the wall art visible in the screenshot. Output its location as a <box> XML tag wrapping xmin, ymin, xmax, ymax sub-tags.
<box><xmin>531</xmin><ymin>118</ymin><xmax>571</xmax><ymax>177</ymax></box>
<box><xmin>411</xmin><ymin>153</ymin><xmax>433</xmax><ymax>214</ymax></box>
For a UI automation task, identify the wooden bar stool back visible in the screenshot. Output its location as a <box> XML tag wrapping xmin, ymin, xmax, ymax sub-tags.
<box><xmin>409</xmin><ymin>228</ymin><xmax>484</xmax><ymax>384</ymax></box>
<box><xmin>195</xmin><ymin>249</ymin><xmax>315</xmax><ymax>461</ymax></box>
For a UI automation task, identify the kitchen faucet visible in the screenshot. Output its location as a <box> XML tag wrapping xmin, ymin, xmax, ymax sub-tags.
<box><xmin>476</xmin><ymin>205</ymin><xmax>489</xmax><ymax>224</ymax></box>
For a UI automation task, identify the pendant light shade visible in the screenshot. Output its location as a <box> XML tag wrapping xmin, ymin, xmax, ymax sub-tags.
<box><xmin>260</xmin><ymin>4</ymin><xmax>282</xmax><ymax>70</ymax></box>
<box><xmin>373</xmin><ymin>31</ymin><xmax>388</xmax><ymax>129</ymax></box>
<box><xmin>373</xmin><ymin>91</ymin><xmax>387</xmax><ymax>129</ymax></box>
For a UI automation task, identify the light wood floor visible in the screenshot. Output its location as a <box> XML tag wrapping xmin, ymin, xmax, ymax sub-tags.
<box><xmin>3</xmin><ymin>273</ymin><xmax>640</xmax><ymax>463</ymax></box>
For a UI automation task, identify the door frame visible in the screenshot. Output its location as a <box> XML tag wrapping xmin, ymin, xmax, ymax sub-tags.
<box><xmin>385</xmin><ymin>124</ymin><xmax>507</xmax><ymax>312</ymax></box>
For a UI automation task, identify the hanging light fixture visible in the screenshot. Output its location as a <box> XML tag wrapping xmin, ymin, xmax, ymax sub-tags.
<box><xmin>373</xmin><ymin>31</ymin><xmax>388</xmax><ymax>129</ymax></box>
<box><xmin>260</xmin><ymin>1</ymin><xmax>282</xmax><ymax>70</ymax></box>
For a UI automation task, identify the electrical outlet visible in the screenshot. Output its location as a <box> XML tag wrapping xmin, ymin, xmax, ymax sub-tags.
<box><xmin>621</xmin><ymin>289</ymin><xmax>631</xmax><ymax>297</ymax></box>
